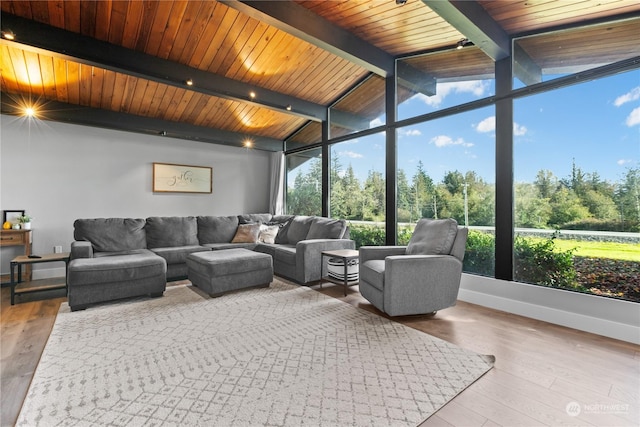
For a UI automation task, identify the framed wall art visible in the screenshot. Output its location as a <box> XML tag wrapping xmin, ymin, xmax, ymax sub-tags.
<box><xmin>153</xmin><ymin>163</ymin><xmax>212</xmax><ymax>193</ymax></box>
<box><xmin>3</xmin><ymin>210</ymin><xmax>25</xmax><ymax>224</ymax></box>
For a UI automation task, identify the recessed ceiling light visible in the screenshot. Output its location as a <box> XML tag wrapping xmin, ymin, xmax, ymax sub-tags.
<box><xmin>457</xmin><ymin>38</ymin><xmax>470</xmax><ymax>50</ymax></box>
<box><xmin>243</xmin><ymin>139</ymin><xmax>253</xmax><ymax>148</ymax></box>
<box><xmin>286</xmin><ymin>105</ymin><xmax>292</xmax><ymax>111</ymax></box>
<box><xmin>185</xmin><ymin>79</ymin><xmax>193</xmax><ymax>86</ymax></box>
<box><xmin>1</xmin><ymin>29</ymin><xmax>16</xmax><ymax>40</ymax></box>
<box><xmin>249</xmin><ymin>91</ymin><xmax>256</xmax><ymax>99</ymax></box>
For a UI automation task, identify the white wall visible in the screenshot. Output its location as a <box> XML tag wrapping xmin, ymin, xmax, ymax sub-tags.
<box><xmin>0</xmin><ymin>115</ymin><xmax>271</xmax><ymax>276</ymax></box>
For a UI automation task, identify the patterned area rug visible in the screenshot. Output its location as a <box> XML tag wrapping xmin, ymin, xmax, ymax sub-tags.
<box><xmin>18</xmin><ymin>279</ymin><xmax>494</xmax><ymax>426</ymax></box>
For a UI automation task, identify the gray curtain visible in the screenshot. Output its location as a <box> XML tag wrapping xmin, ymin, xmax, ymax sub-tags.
<box><xmin>269</xmin><ymin>151</ymin><xmax>285</xmax><ymax>215</ymax></box>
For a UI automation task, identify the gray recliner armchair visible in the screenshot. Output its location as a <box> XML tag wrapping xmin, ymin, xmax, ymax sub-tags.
<box><xmin>359</xmin><ymin>218</ymin><xmax>468</xmax><ymax>316</ymax></box>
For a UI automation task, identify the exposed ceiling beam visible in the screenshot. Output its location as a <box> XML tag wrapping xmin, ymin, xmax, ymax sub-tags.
<box><xmin>0</xmin><ymin>93</ymin><xmax>284</xmax><ymax>151</ymax></box>
<box><xmin>397</xmin><ymin>61</ymin><xmax>437</xmax><ymax>96</ymax></box>
<box><xmin>422</xmin><ymin>0</ymin><xmax>511</xmax><ymax>61</ymax></box>
<box><xmin>223</xmin><ymin>0</ymin><xmax>393</xmax><ymax>76</ymax></box>
<box><xmin>223</xmin><ymin>1</ymin><xmax>436</xmax><ymax>96</ymax></box>
<box><xmin>0</xmin><ymin>13</ymin><xmax>327</xmax><ymax>122</ymax></box>
<box><xmin>513</xmin><ymin>43</ymin><xmax>542</xmax><ymax>86</ymax></box>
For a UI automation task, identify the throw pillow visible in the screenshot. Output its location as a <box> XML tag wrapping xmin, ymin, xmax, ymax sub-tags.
<box><xmin>405</xmin><ymin>218</ymin><xmax>459</xmax><ymax>256</ymax></box>
<box><xmin>258</xmin><ymin>224</ymin><xmax>280</xmax><ymax>244</ymax></box>
<box><xmin>231</xmin><ymin>223</ymin><xmax>261</xmax><ymax>243</ymax></box>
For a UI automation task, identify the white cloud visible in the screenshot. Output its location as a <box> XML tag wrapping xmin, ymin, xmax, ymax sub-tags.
<box><xmin>430</xmin><ymin>135</ymin><xmax>473</xmax><ymax>148</ymax></box>
<box><xmin>475</xmin><ymin>116</ymin><xmax>527</xmax><ymax>136</ymax></box>
<box><xmin>617</xmin><ymin>159</ymin><xmax>633</xmax><ymax>166</ymax></box>
<box><xmin>476</xmin><ymin>116</ymin><xmax>495</xmax><ymax>133</ymax></box>
<box><xmin>339</xmin><ymin>150</ymin><xmax>363</xmax><ymax>159</ymax></box>
<box><xmin>513</xmin><ymin>122</ymin><xmax>528</xmax><ymax>136</ymax></box>
<box><xmin>626</xmin><ymin>107</ymin><xmax>640</xmax><ymax>127</ymax></box>
<box><xmin>614</xmin><ymin>87</ymin><xmax>640</xmax><ymax>107</ymax></box>
<box><xmin>414</xmin><ymin>80</ymin><xmax>489</xmax><ymax>107</ymax></box>
<box><xmin>370</xmin><ymin>117</ymin><xmax>384</xmax><ymax>127</ymax></box>
<box><xmin>399</xmin><ymin>128</ymin><xmax>422</xmax><ymax>137</ymax></box>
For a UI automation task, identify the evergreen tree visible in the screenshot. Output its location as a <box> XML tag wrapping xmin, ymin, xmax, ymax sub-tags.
<box><xmin>397</xmin><ymin>169</ymin><xmax>412</xmax><ymax>222</ymax></box>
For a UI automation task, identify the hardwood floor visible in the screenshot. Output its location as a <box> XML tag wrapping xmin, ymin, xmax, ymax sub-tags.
<box><xmin>1</xmin><ymin>278</ymin><xmax>638</xmax><ymax>427</ymax></box>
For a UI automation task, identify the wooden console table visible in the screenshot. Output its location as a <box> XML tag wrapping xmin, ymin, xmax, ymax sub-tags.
<box><xmin>1</xmin><ymin>229</ymin><xmax>32</xmax><ymax>284</ymax></box>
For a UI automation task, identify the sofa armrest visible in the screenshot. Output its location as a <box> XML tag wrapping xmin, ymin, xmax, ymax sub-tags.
<box><xmin>359</xmin><ymin>246</ymin><xmax>407</xmax><ymax>264</ymax></box>
<box><xmin>296</xmin><ymin>239</ymin><xmax>356</xmax><ymax>284</ymax></box>
<box><xmin>71</xmin><ymin>241</ymin><xmax>94</xmax><ymax>260</ymax></box>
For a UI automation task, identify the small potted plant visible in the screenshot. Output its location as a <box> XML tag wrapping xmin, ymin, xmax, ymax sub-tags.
<box><xmin>18</xmin><ymin>213</ymin><xmax>33</xmax><ymax>230</ymax></box>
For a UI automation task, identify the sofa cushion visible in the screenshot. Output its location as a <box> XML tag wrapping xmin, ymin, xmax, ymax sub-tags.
<box><xmin>74</xmin><ymin>218</ymin><xmax>147</xmax><ymax>252</ymax></box>
<box><xmin>197</xmin><ymin>215</ymin><xmax>239</xmax><ymax>244</ymax></box>
<box><xmin>270</xmin><ymin>215</ymin><xmax>294</xmax><ymax>225</ymax></box>
<box><xmin>146</xmin><ymin>216</ymin><xmax>199</xmax><ymax>249</ymax></box>
<box><xmin>231</xmin><ymin>223</ymin><xmax>261</xmax><ymax>243</ymax></box>
<box><xmin>361</xmin><ymin>260</ymin><xmax>386</xmax><ymax>292</ymax></box>
<box><xmin>274</xmin><ymin>245</ymin><xmax>297</xmax><ymax>265</ymax></box>
<box><xmin>306</xmin><ymin>217</ymin><xmax>347</xmax><ymax>239</ymax></box>
<box><xmin>253</xmin><ymin>243</ymin><xmax>277</xmax><ymax>257</ymax></box>
<box><xmin>238</xmin><ymin>213</ymin><xmax>273</xmax><ymax>224</ymax></box>
<box><xmin>285</xmin><ymin>216</ymin><xmax>314</xmax><ymax>244</ymax></box>
<box><xmin>406</xmin><ymin>218</ymin><xmax>459</xmax><ymax>256</ymax></box>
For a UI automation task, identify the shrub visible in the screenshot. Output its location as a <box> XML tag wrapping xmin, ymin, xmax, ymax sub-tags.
<box><xmin>397</xmin><ymin>226</ymin><xmax>413</xmax><ymax>246</ymax></box>
<box><xmin>463</xmin><ymin>230</ymin><xmax>495</xmax><ymax>276</ymax></box>
<box><xmin>349</xmin><ymin>223</ymin><xmax>416</xmax><ymax>247</ymax></box>
<box><xmin>514</xmin><ymin>235</ymin><xmax>577</xmax><ymax>288</ymax></box>
<box><xmin>348</xmin><ymin>223</ymin><xmax>385</xmax><ymax>248</ymax></box>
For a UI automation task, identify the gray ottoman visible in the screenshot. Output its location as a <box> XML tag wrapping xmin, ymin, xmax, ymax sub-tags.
<box><xmin>68</xmin><ymin>252</ymin><xmax>167</xmax><ymax>311</ymax></box>
<box><xmin>187</xmin><ymin>248</ymin><xmax>273</xmax><ymax>296</ymax></box>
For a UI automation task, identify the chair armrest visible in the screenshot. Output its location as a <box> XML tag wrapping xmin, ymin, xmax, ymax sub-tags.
<box><xmin>359</xmin><ymin>246</ymin><xmax>407</xmax><ymax>264</ymax></box>
<box><xmin>296</xmin><ymin>239</ymin><xmax>356</xmax><ymax>283</ymax></box>
<box><xmin>71</xmin><ymin>241</ymin><xmax>94</xmax><ymax>259</ymax></box>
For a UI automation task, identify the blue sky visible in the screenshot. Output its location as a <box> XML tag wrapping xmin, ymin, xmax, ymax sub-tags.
<box><xmin>328</xmin><ymin>69</ymin><xmax>639</xmax><ymax>186</ymax></box>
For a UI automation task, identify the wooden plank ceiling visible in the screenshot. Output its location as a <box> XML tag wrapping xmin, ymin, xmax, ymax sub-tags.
<box><xmin>1</xmin><ymin>1</ymin><xmax>639</xmax><ymax>150</ymax></box>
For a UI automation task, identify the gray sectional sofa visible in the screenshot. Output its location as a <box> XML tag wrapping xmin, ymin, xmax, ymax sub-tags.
<box><xmin>68</xmin><ymin>214</ymin><xmax>355</xmax><ymax>310</ymax></box>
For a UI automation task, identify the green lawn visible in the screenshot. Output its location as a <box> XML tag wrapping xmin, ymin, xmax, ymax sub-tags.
<box><xmin>545</xmin><ymin>239</ymin><xmax>640</xmax><ymax>261</ymax></box>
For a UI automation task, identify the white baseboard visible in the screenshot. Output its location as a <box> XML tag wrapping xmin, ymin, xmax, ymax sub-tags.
<box><xmin>459</xmin><ymin>274</ymin><xmax>640</xmax><ymax>345</ymax></box>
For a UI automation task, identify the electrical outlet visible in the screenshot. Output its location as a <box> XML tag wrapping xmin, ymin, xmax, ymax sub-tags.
<box><xmin>54</xmin><ymin>245</ymin><xmax>63</xmax><ymax>253</ymax></box>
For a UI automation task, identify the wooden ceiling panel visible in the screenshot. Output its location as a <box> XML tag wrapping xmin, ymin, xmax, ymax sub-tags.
<box><xmin>479</xmin><ymin>0</ymin><xmax>640</xmax><ymax>34</ymax></box>
<box><xmin>294</xmin><ymin>0</ymin><xmax>464</xmax><ymax>55</ymax></box>
<box><xmin>1</xmin><ymin>1</ymin><xmax>638</xmax><ymax>150</ymax></box>
<box><xmin>0</xmin><ymin>48</ymin><xmax>305</xmax><ymax>140</ymax></box>
<box><xmin>404</xmin><ymin>47</ymin><xmax>496</xmax><ymax>80</ymax></box>
<box><xmin>516</xmin><ymin>18</ymin><xmax>640</xmax><ymax>71</ymax></box>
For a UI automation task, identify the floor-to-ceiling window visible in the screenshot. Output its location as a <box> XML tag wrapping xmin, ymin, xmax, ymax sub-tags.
<box><xmin>284</xmin><ymin>18</ymin><xmax>639</xmax><ymax>303</ymax></box>
<box><xmin>285</xmin><ymin>148</ymin><xmax>322</xmax><ymax>216</ymax></box>
<box><xmin>330</xmin><ymin>132</ymin><xmax>386</xmax><ymax>246</ymax></box>
<box><xmin>396</xmin><ymin>105</ymin><xmax>496</xmax><ymax>276</ymax></box>
<box><xmin>513</xmin><ymin>70</ymin><xmax>639</xmax><ymax>302</ymax></box>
